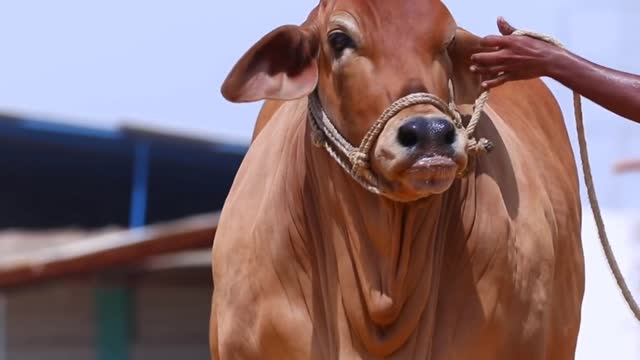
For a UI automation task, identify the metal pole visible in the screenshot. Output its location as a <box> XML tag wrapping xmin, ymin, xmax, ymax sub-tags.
<box><xmin>96</xmin><ymin>139</ymin><xmax>150</xmax><ymax>360</ymax></box>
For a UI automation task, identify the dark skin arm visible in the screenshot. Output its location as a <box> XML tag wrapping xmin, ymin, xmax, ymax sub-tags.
<box><xmin>470</xmin><ymin>17</ymin><xmax>640</xmax><ymax>123</ymax></box>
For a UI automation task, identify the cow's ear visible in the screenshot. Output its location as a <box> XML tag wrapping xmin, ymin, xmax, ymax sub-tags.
<box><xmin>221</xmin><ymin>25</ymin><xmax>320</xmax><ymax>103</ymax></box>
<box><xmin>449</xmin><ymin>28</ymin><xmax>484</xmax><ymax>107</ymax></box>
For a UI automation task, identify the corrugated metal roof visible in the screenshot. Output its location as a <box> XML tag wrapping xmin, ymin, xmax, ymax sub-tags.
<box><xmin>0</xmin><ymin>112</ymin><xmax>249</xmax><ymax>152</ymax></box>
<box><xmin>0</xmin><ymin>111</ymin><xmax>245</xmax><ymax>229</ymax></box>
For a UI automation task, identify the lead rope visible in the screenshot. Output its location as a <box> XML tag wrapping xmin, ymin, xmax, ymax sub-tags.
<box><xmin>510</xmin><ymin>29</ymin><xmax>640</xmax><ymax>321</ymax></box>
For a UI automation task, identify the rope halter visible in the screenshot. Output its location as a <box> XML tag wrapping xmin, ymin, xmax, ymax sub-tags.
<box><xmin>307</xmin><ymin>80</ymin><xmax>494</xmax><ymax>195</ymax></box>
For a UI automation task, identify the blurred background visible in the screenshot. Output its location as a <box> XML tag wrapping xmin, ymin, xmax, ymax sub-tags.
<box><xmin>0</xmin><ymin>0</ymin><xmax>638</xmax><ymax>359</ymax></box>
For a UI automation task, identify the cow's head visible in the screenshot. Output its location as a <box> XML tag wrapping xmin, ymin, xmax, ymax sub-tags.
<box><xmin>222</xmin><ymin>0</ymin><xmax>484</xmax><ymax>202</ymax></box>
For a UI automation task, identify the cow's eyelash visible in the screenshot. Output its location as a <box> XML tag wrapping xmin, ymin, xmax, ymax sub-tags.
<box><xmin>328</xmin><ymin>31</ymin><xmax>357</xmax><ymax>56</ymax></box>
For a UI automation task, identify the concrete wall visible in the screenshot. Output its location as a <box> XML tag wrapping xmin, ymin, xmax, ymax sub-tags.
<box><xmin>3</xmin><ymin>269</ymin><xmax>212</xmax><ymax>360</ymax></box>
<box><xmin>6</xmin><ymin>282</ymin><xmax>96</xmax><ymax>360</ymax></box>
<box><xmin>131</xmin><ymin>273</ymin><xmax>211</xmax><ymax>360</ymax></box>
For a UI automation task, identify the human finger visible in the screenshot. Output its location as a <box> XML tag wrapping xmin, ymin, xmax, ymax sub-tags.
<box><xmin>478</xmin><ymin>35</ymin><xmax>510</xmax><ymax>48</ymax></box>
<box><xmin>481</xmin><ymin>73</ymin><xmax>512</xmax><ymax>89</ymax></box>
<box><xmin>497</xmin><ymin>17</ymin><xmax>517</xmax><ymax>36</ymax></box>
<box><xmin>470</xmin><ymin>65</ymin><xmax>509</xmax><ymax>77</ymax></box>
<box><xmin>470</xmin><ymin>49</ymin><xmax>510</xmax><ymax>66</ymax></box>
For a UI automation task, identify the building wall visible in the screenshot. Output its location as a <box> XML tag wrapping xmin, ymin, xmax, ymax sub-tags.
<box><xmin>131</xmin><ymin>270</ymin><xmax>212</xmax><ymax>360</ymax></box>
<box><xmin>6</xmin><ymin>282</ymin><xmax>96</xmax><ymax>360</ymax></box>
<box><xmin>4</xmin><ymin>269</ymin><xmax>212</xmax><ymax>360</ymax></box>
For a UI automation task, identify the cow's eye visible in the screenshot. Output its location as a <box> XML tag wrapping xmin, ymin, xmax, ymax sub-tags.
<box><xmin>328</xmin><ymin>31</ymin><xmax>356</xmax><ymax>56</ymax></box>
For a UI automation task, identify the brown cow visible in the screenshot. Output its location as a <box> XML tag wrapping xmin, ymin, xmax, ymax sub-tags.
<box><xmin>211</xmin><ymin>1</ymin><xmax>585</xmax><ymax>359</ymax></box>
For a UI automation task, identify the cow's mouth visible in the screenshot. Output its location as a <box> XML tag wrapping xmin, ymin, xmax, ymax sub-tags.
<box><xmin>401</xmin><ymin>155</ymin><xmax>459</xmax><ymax>195</ymax></box>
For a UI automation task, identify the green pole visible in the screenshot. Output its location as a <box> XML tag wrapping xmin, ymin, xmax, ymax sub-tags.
<box><xmin>96</xmin><ymin>139</ymin><xmax>149</xmax><ymax>359</ymax></box>
<box><xmin>96</xmin><ymin>284</ymin><xmax>131</xmax><ymax>360</ymax></box>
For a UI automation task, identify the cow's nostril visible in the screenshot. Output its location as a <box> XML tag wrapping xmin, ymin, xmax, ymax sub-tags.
<box><xmin>397</xmin><ymin>117</ymin><xmax>456</xmax><ymax>149</ymax></box>
<box><xmin>397</xmin><ymin>123</ymin><xmax>419</xmax><ymax>147</ymax></box>
<box><xmin>444</xmin><ymin>126</ymin><xmax>456</xmax><ymax>145</ymax></box>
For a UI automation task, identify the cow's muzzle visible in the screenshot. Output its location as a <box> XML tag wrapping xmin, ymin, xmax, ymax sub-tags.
<box><xmin>307</xmin><ymin>80</ymin><xmax>493</xmax><ymax>200</ymax></box>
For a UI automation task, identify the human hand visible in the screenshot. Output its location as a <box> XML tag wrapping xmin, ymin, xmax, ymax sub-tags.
<box><xmin>470</xmin><ymin>17</ymin><xmax>564</xmax><ymax>89</ymax></box>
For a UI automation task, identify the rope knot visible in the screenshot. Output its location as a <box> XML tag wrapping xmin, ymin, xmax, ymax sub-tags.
<box><xmin>348</xmin><ymin>151</ymin><xmax>368</xmax><ymax>173</ymax></box>
<box><xmin>466</xmin><ymin>136</ymin><xmax>494</xmax><ymax>158</ymax></box>
<box><xmin>471</xmin><ymin>138</ymin><xmax>494</xmax><ymax>154</ymax></box>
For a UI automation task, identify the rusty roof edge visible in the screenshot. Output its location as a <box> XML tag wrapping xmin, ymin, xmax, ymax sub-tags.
<box><xmin>0</xmin><ymin>212</ymin><xmax>219</xmax><ymax>288</ymax></box>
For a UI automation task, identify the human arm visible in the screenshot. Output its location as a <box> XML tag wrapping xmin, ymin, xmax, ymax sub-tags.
<box><xmin>470</xmin><ymin>17</ymin><xmax>640</xmax><ymax>123</ymax></box>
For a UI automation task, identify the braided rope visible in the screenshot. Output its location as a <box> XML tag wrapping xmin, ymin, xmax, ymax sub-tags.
<box><xmin>512</xmin><ymin>29</ymin><xmax>640</xmax><ymax>321</ymax></box>
<box><xmin>467</xmin><ymin>91</ymin><xmax>490</xmax><ymax>139</ymax></box>
<box><xmin>308</xmin><ymin>81</ymin><xmax>493</xmax><ymax>195</ymax></box>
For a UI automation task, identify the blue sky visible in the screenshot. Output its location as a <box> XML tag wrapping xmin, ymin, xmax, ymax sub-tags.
<box><xmin>0</xmin><ymin>0</ymin><xmax>313</xmax><ymax>143</ymax></box>
<box><xmin>0</xmin><ymin>0</ymin><xmax>581</xmax><ymax>142</ymax></box>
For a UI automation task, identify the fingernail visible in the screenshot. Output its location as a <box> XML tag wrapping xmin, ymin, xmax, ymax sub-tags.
<box><xmin>470</xmin><ymin>66</ymin><xmax>477</xmax><ymax>72</ymax></box>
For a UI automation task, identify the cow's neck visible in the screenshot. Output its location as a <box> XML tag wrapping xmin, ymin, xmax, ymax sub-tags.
<box><xmin>300</xmin><ymin>123</ymin><xmax>470</xmax><ymax>356</ymax></box>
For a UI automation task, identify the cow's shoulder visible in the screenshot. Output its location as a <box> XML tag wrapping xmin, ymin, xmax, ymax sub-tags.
<box><xmin>212</xmin><ymin>198</ymin><xmax>313</xmax><ymax>359</ymax></box>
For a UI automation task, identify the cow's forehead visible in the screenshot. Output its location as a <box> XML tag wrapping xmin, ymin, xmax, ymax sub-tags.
<box><xmin>329</xmin><ymin>0</ymin><xmax>444</xmax><ymax>14</ymax></box>
<box><xmin>319</xmin><ymin>0</ymin><xmax>455</xmax><ymax>42</ymax></box>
